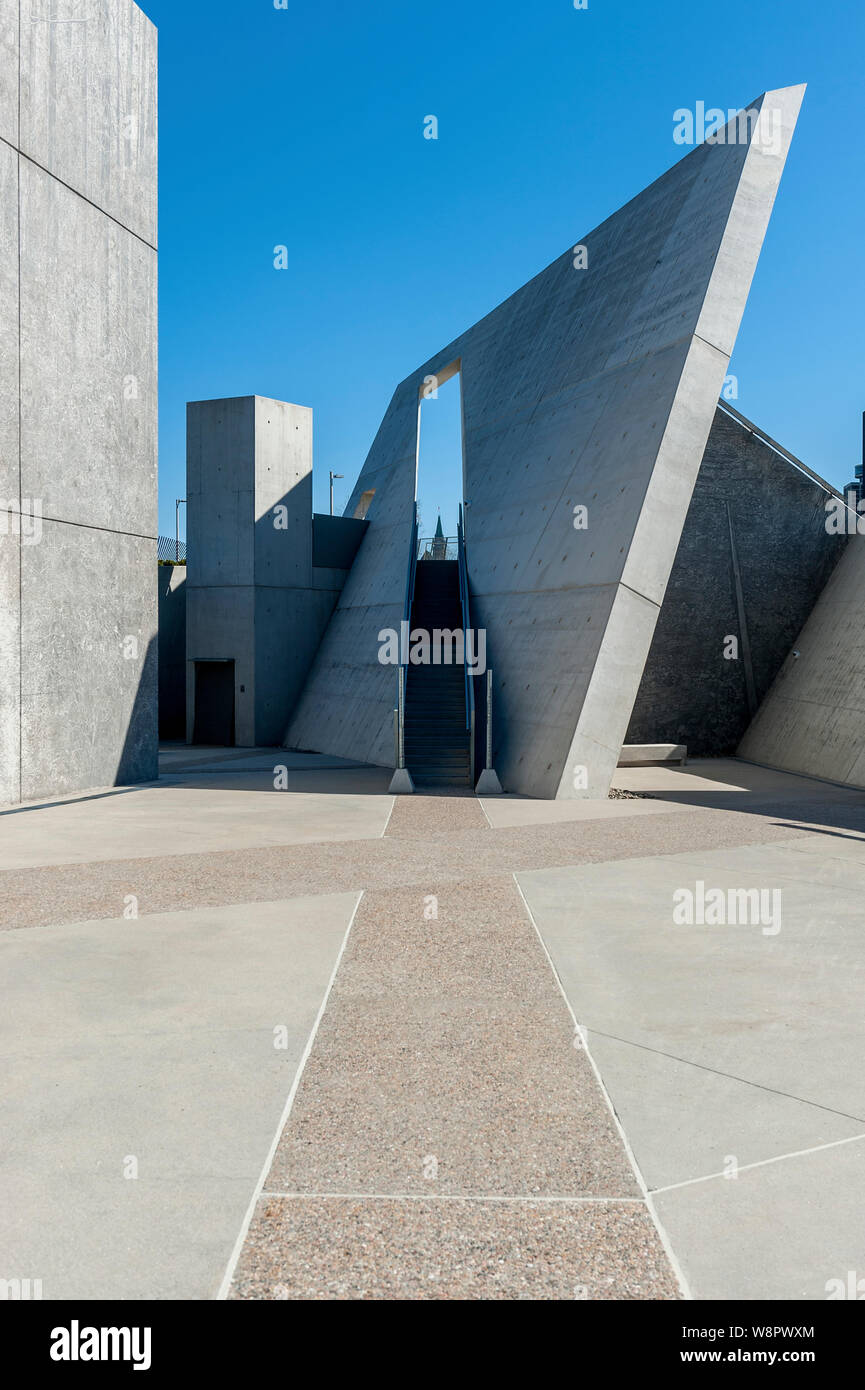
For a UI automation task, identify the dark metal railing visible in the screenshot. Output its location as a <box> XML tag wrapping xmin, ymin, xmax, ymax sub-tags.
<box><xmin>394</xmin><ymin>502</ymin><xmax>419</xmax><ymax>771</ymax></box>
<box><xmin>417</xmin><ymin>536</ymin><xmax>457</xmax><ymax>561</ymax></box>
<box><xmin>457</xmin><ymin>504</ymin><xmax>475</xmax><ymax>772</ymax></box>
<box><xmin>158</xmin><ymin>535</ymin><xmax>186</xmax><ymax>562</ymax></box>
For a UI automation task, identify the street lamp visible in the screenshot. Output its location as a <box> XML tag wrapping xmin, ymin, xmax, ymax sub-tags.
<box><xmin>175</xmin><ymin>498</ymin><xmax>186</xmax><ymax>563</ymax></box>
<box><xmin>329</xmin><ymin>471</ymin><xmax>344</xmax><ymax>516</ymax></box>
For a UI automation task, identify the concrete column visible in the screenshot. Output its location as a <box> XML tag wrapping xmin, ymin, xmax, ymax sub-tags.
<box><xmin>185</xmin><ymin>396</ymin><xmax>314</xmax><ymax>747</ymax></box>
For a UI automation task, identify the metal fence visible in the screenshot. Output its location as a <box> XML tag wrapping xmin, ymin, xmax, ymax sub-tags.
<box><xmin>417</xmin><ymin>536</ymin><xmax>457</xmax><ymax>561</ymax></box>
<box><xmin>158</xmin><ymin>535</ymin><xmax>186</xmax><ymax>562</ymax></box>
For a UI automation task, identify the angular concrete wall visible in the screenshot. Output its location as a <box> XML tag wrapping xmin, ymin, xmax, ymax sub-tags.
<box><xmin>626</xmin><ymin>406</ymin><xmax>845</xmax><ymax>756</ymax></box>
<box><xmin>287</xmin><ymin>87</ymin><xmax>804</xmax><ymax>795</ymax></box>
<box><xmin>738</xmin><ymin>536</ymin><xmax>865</xmax><ymax>789</ymax></box>
<box><xmin>0</xmin><ymin>1</ymin><xmax>158</xmax><ymax>803</ymax></box>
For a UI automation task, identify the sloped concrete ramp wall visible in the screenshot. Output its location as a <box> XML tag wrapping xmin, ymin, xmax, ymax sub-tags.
<box><xmin>287</xmin><ymin>87</ymin><xmax>804</xmax><ymax>797</ymax></box>
<box><xmin>738</xmin><ymin>536</ymin><xmax>865</xmax><ymax>789</ymax></box>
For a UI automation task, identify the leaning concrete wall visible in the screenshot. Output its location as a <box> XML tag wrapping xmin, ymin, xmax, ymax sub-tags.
<box><xmin>0</xmin><ymin>1</ymin><xmax>158</xmax><ymax>802</ymax></box>
<box><xmin>626</xmin><ymin>407</ymin><xmax>845</xmax><ymax>756</ymax></box>
<box><xmin>287</xmin><ymin>87</ymin><xmax>804</xmax><ymax>796</ymax></box>
<box><xmin>738</xmin><ymin>536</ymin><xmax>865</xmax><ymax>788</ymax></box>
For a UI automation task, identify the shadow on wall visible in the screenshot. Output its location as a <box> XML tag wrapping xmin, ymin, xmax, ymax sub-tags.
<box><xmin>252</xmin><ymin>491</ymin><xmax>369</xmax><ymax>745</ymax></box>
<box><xmin>158</xmin><ymin>564</ymin><xmax>186</xmax><ymax>740</ymax></box>
<box><xmin>626</xmin><ymin>408</ymin><xmax>847</xmax><ymax>757</ymax></box>
<box><xmin>116</xmin><ymin>632</ymin><xmax>159</xmax><ymax>786</ymax></box>
<box><xmin>179</xmin><ymin>463</ymin><xmax>370</xmax><ymax>751</ymax></box>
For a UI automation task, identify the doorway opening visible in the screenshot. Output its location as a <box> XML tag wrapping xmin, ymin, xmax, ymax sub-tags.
<box><xmin>192</xmin><ymin>660</ymin><xmax>236</xmax><ymax>746</ymax></box>
<box><xmin>416</xmin><ymin>360</ymin><xmax>463</xmax><ymax>548</ymax></box>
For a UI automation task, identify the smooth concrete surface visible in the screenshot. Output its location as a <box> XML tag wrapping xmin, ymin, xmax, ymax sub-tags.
<box><xmin>287</xmin><ymin>87</ymin><xmax>803</xmax><ymax>799</ymax></box>
<box><xmin>0</xmin><ymin>0</ymin><xmax>17</xmax><ymax>147</ymax></box>
<box><xmin>611</xmin><ymin>756</ymin><xmax>865</xmax><ymax>805</ymax></box>
<box><xmin>0</xmin><ymin>756</ymin><xmax>394</xmax><ymax>871</ymax></box>
<box><xmin>0</xmin><ymin>892</ymin><xmax>358</xmax><ymax>1300</ymax></box>
<box><xmin>0</xmin><ymin>135</ymin><xmax>19</xmax><ymax>804</ymax></box>
<box><xmin>1</xmin><ymin>0</ymin><xmax>158</xmax><ymax>804</ymax></box>
<box><xmin>160</xmin><ymin>748</ymin><xmax>375</xmax><ymax>774</ymax></box>
<box><xmin>186</xmin><ymin>397</ymin><xmax>348</xmax><ymax>747</ymax></box>
<box><xmin>19</xmin><ymin>0</ymin><xmax>157</xmax><ymax>246</ymax></box>
<box><xmin>618</xmin><ymin>744</ymin><xmax>687</xmax><ymax>766</ymax></box>
<box><xmin>739</xmin><ymin>536</ymin><xmax>865</xmax><ymax>790</ymax></box>
<box><xmin>20</xmin><ymin>158</ymin><xmax>157</xmax><ymax>535</ymax></box>
<box><xmin>518</xmin><ymin>824</ymin><xmax>865</xmax><ymax>1298</ymax></box>
<box><xmin>654</xmin><ymin>1140</ymin><xmax>865</xmax><ymax>1301</ymax></box>
<box><xmin>20</xmin><ymin>521</ymin><xmax>157</xmax><ymax>801</ymax></box>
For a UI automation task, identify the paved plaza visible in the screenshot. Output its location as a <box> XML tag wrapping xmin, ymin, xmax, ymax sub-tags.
<box><xmin>1</xmin><ymin>750</ymin><xmax>863</xmax><ymax>1299</ymax></box>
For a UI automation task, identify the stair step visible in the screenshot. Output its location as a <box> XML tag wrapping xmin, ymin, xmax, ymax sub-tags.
<box><xmin>405</xmin><ymin>756</ymin><xmax>470</xmax><ymax>766</ymax></box>
<box><xmin>411</xmin><ymin>775</ymin><xmax>472</xmax><ymax>787</ymax></box>
<box><xmin>405</xmin><ymin>750</ymin><xmax>470</xmax><ymax>761</ymax></box>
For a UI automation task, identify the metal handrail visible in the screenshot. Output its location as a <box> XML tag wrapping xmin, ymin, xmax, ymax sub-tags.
<box><xmin>403</xmin><ymin>501</ymin><xmax>419</xmax><ymax>634</ymax></box>
<box><xmin>417</xmin><ymin>536</ymin><xmax>458</xmax><ymax>561</ymax></box>
<box><xmin>483</xmin><ymin>669</ymin><xmax>494</xmax><ymax>773</ymax></box>
<box><xmin>457</xmin><ymin>504</ymin><xmax>476</xmax><ymax>774</ymax></box>
<box><xmin>395</xmin><ymin>502</ymin><xmax>419</xmax><ymax>769</ymax></box>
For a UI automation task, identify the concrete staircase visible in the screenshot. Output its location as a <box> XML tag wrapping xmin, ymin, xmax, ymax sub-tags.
<box><xmin>404</xmin><ymin>560</ymin><xmax>471</xmax><ymax>787</ymax></box>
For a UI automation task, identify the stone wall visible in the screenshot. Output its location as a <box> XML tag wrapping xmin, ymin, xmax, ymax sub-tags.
<box><xmin>626</xmin><ymin>408</ymin><xmax>845</xmax><ymax>756</ymax></box>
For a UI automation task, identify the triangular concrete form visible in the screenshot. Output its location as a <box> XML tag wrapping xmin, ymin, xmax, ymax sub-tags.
<box><xmin>738</xmin><ymin>535</ymin><xmax>865</xmax><ymax>789</ymax></box>
<box><xmin>286</xmin><ymin>87</ymin><xmax>805</xmax><ymax>797</ymax></box>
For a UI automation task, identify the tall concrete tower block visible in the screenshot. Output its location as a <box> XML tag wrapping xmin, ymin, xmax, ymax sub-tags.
<box><xmin>186</xmin><ymin>396</ymin><xmax>327</xmax><ymax>747</ymax></box>
<box><xmin>287</xmin><ymin>87</ymin><xmax>805</xmax><ymax>796</ymax></box>
<box><xmin>0</xmin><ymin>1</ymin><xmax>158</xmax><ymax>803</ymax></box>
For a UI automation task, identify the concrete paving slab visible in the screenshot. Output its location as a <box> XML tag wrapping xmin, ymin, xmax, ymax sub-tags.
<box><xmin>763</xmin><ymin>830</ymin><xmax>865</xmax><ymax>863</ymax></box>
<box><xmin>519</xmin><ymin>837</ymin><xmax>865</xmax><ymax>1297</ymax></box>
<box><xmin>0</xmin><ymin>892</ymin><xmax>358</xmax><ymax>1300</ymax></box>
<box><xmin>654</xmin><ymin>1137</ymin><xmax>865</xmax><ymax>1300</ymax></box>
<box><xmin>158</xmin><ymin>747</ymin><xmax>374</xmax><ymax>775</ymax></box>
<box><xmin>518</xmin><ymin>842</ymin><xmax>865</xmax><ymax>1122</ymax></box>
<box><xmin>613</xmin><ymin>757</ymin><xmax>865</xmax><ymax>805</ymax></box>
<box><xmin>0</xmin><ymin>781</ymin><xmax>394</xmax><ymax>870</ymax></box>
<box><xmin>583</xmin><ymin>1031</ymin><xmax>863</xmax><ymax>1191</ymax></box>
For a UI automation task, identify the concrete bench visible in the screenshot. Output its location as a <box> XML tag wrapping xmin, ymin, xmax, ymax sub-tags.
<box><xmin>618</xmin><ymin>743</ymin><xmax>688</xmax><ymax>767</ymax></box>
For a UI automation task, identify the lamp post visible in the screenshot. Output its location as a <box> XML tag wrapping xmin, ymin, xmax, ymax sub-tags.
<box><xmin>329</xmin><ymin>472</ymin><xmax>344</xmax><ymax>517</ymax></box>
<box><xmin>175</xmin><ymin>498</ymin><xmax>186</xmax><ymax>563</ymax></box>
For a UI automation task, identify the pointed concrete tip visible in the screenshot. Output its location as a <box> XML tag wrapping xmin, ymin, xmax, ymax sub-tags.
<box><xmin>389</xmin><ymin>768</ymin><xmax>414</xmax><ymax>794</ymax></box>
<box><xmin>748</xmin><ymin>82</ymin><xmax>807</xmax><ymax>115</ymax></box>
<box><xmin>476</xmin><ymin>769</ymin><xmax>504</xmax><ymax>796</ymax></box>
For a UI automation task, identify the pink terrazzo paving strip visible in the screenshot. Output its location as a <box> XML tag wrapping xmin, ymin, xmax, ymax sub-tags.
<box><xmin>226</xmin><ymin>828</ymin><xmax>682</xmax><ymax>1299</ymax></box>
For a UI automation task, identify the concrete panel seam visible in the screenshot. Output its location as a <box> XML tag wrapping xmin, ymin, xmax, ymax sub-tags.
<box><xmin>0</xmin><ymin>137</ymin><xmax>158</xmax><ymax>253</ymax></box>
<box><xmin>30</xmin><ymin>514</ymin><xmax>158</xmax><ymax>542</ymax></box>
<box><xmin>513</xmin><ymin>874</ymin><xmax>693</xmax><ymax>1300</ymax></box>
<box><xmin>216</xmin><ymin>890</ymin><xmax>365</xmax><ymax>1301</ymax></box>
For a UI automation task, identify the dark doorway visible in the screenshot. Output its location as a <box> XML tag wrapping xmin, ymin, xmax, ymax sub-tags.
<box><xmin>193</xmin><ymin>661</ymin><xmax>236</xmax><ymax>746</ymax></box>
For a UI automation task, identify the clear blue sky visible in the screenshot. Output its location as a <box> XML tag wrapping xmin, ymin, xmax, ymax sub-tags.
<box><xmin>138</xmin><ymin>0</ymin><xmax>864</xmax><ymax>541</ymax></box>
